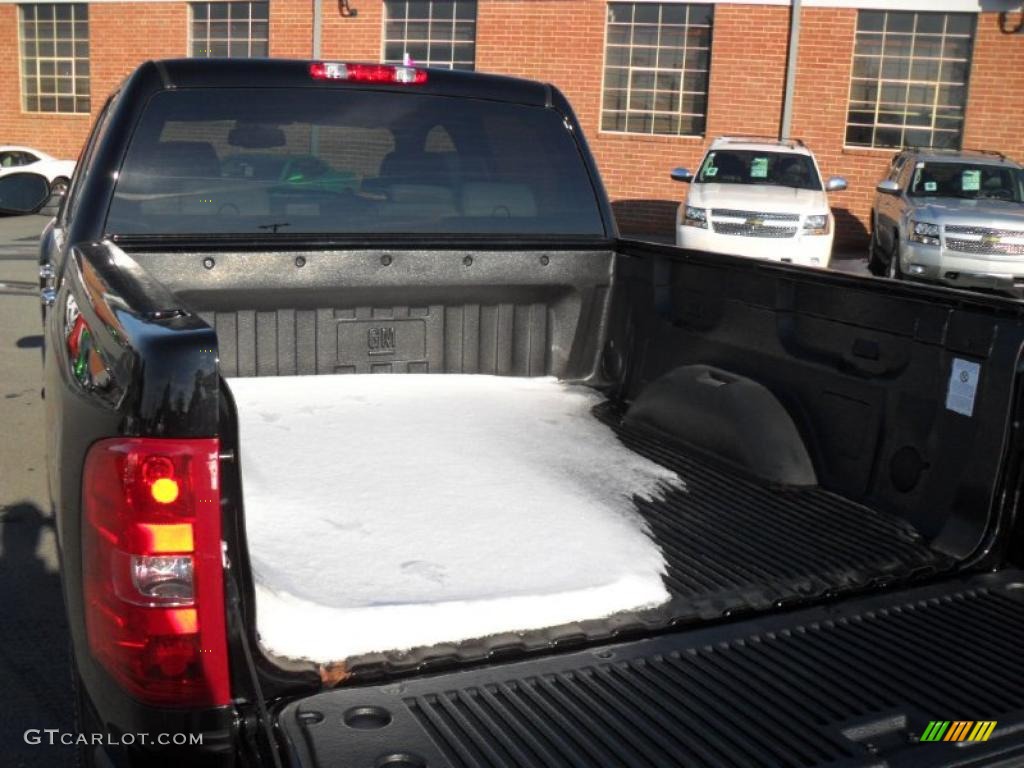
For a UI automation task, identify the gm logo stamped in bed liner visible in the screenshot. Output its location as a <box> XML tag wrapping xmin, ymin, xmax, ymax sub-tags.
<box><xmin>367</xmin><ymin>326</ymin><xmax>396</xmax><ymax>354</ymax></box>
<box><xmin>336</xmin><ymin>317</ymin><xmax>427</xmax><ymax>364</ymax></box>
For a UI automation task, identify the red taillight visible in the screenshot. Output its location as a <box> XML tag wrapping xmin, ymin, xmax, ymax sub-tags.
<box><xmin>309</xmin><ymin>61</ymin><xmax>427</xmax><ymax>84</ymax></box>
<box><xmin>82</xmin><ymin>438</ymin><xmax>230</xmax><ymax>707</ymax></box>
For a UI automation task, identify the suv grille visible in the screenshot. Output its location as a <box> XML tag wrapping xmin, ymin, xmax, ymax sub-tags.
<box><xmin>711</xmin><ymin>209</ymin><xmax>799</xmax><ymax>238</ymax></box>
<box><xmin>945</xmin><ymin>225</ymin><xmax>1024</xmax><ymax>256</ymax></box>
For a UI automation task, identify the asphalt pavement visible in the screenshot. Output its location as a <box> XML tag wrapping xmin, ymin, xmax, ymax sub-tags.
<box><xmin>0</xmin><ymin>214</ymin><xmax>50</xmax><ymax>261</ymax></box>
<box><xmin>0</xmin><ymin>213</ymin><xmax>75</xmax><ymax>767</ymax></box>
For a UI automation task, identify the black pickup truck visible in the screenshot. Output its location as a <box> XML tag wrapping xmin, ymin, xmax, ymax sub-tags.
<box><xmin>6</xmin><ymin>58</ymin><xmax>1024</xmax><ymax>767</ymax></box>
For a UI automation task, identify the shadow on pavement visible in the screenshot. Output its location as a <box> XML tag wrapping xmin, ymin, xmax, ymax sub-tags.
<box><xmin>831</xmin><ymin>207</ymin><xmax>870</xmax><ymax>256</ymax></box>
<box><xmin>0</xmin><ymin>501</ymin><xmax>75</xmax><ymax>767</ymax></box>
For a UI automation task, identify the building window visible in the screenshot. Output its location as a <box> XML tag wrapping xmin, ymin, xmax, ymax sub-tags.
<box><xmin>846</xmin><ymin>11</ymin><xmax>975</xmax><ymax>149</ymax></box>
<box><xmin>601</xmin><ymin>2</ymin><xmax>713</xmax><ymax>136</ymax></box>
<box><xmin>383</xmin><ymin>0</ymin><xmax>477</xmax><ymax>71</ymax></box>
<box><xmin>19</xmin><ymin>3</ymin><xmax>90</xmax><ymax>114</ymax></box>
<box><xmin>190</xmin><ymin>1</ymin><xmax>269</xmax><ymax>58</ymax></box>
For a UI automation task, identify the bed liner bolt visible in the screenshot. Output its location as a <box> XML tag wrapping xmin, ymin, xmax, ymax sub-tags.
<box><xmin>463</xmin><ymin>255</ymin><xmax>473</xmax><ymax>266</ymax></box>
<box><xmin>295</xmin><ymin>256</ymin><xmax>306</xmax><ymax>267</ymax></box>
<box><xmin>203</xmin><ymin>257</ymin><xmax>215</xmax><ymax>270</ymax></box>
<box><xmin>381</xmin><ymin>254</ymin><xmax>392</xmax><ymax>266</ymax></box>
<box><xmin>540</xmin><ymin>255</ymin><xmax>549</xmax><ymax>266</ymax></box>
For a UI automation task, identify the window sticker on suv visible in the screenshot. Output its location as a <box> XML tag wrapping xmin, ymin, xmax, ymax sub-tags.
<box><xmin>751</xmin><ymin>157</ymin><xmax>768</xmax><ymax>178</ymax></box>
<box><xmin>962</xmin><ymin>169</ymin><xmax>981</xmax><ymax>192</ymax></box>
<box><xmin>705</xmin><ymin>165</ymin><xmax>718</xmax><ymax>177</ymax></box>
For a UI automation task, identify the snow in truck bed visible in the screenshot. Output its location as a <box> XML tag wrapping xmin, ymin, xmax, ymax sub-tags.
<box><xmin>227</xmin><ymin>374</ymin><xmax>681</xmax><ymax>663</ymax></box>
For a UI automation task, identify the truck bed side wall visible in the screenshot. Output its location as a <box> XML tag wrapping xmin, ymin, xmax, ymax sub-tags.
<box><xmin>610</xmin><ymin>240</ymin><xmax>1024</xmax><ymax>561</ymax></box>
<box><xmin>132</xmin><ymin>248</ymin><xmax>617</xmax><ymax>381</ymax></box>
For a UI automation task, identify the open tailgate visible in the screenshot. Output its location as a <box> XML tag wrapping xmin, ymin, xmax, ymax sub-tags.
<box><xmin>277</xmin><ymin>571</ymin><xmax>1024</xmax><ymax>768</ymax></box>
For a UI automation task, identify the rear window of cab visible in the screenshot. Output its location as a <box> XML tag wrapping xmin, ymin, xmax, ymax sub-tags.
<box><xmin>106</xmin><ymin>88</ymin><xmax>607</xmax><ymax>237</ymax></box>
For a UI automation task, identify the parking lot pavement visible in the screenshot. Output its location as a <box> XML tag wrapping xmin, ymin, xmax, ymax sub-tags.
<box><xmin>0</xmin><ymin>214</ymin><xmax>51</xmax><ymax>262</ymax></box>
<box><xmin>0</xmin><ymin>246</ymin><xmax>75</xmax><ymax>766</ymax></box>
<box><xmin>831</xmin><ymin>252</ymin><xmax>871</xmax><ymax>276</ymax></box>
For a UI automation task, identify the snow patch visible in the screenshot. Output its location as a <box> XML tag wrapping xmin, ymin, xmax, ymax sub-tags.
<box><xmin>227</xmin><ymin>374</ymin><xmax>680</xmax><ymax>662</ymax></box>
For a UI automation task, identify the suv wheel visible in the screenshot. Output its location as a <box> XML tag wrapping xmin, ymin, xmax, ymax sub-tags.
<box><xmin>51</xmin><ymin>176</ymin><xmax>70</xmax><ymax>197</ymax></box>
<box><xmin>867</xmin><ymin>216</ymin><xmax>887</xmax><ymax>276</ymax></box>
<box><xmin>887</xmin><ymin>233</ymin><xmax>903</xmax><ymax>280</ymax></box>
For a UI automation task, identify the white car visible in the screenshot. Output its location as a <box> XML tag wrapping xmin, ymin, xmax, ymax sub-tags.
<box><xmin>671</xmin><ymin>136</ymin><xmax>847</xmax><ymax>268</ymax></box>
<box><xmin>0</xmin><ymin>145</ymin><xmax>75</xmax><ymax>196</ymax></box>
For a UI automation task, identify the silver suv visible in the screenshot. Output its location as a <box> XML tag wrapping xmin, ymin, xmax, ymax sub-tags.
<box><xmin>869</xmin><ymin>148</ymin><xmax>1024</xmax><ymax>295</ymax></box>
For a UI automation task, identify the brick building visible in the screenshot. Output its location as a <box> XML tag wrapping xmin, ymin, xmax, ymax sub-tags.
<box><xmin>0</xmin><ymin>0</ymin><xmax>1022</xmax><ymax>244</ymax></box>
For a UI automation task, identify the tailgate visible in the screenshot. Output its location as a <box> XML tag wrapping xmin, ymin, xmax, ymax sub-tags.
<box><xmin>277</xmin><ymin>571</ymin><xmax>1024</xmax><ymax>768</ymax></box>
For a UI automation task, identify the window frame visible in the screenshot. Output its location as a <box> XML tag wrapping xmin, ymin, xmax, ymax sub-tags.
<box><xmin>188</xmin><ymin>0</ymin><xmax>269</xmax><ymax>59</ymax></box>
<box><xmin>381</xmin><ymin>0</ymin><xmax>478</xmax><ymax>71</ymax></box>
<box><xmin>599</xmin><ymin>2</ymin><xmax>714</xmax><ymax>139</ymax></box>
<box><xmin>61</xmin><ymin>91</ymin><xmax>118</xmax><ymax>228</ymax></box>
<box><xmin>18</xmin><ymin>2</ymin><xmax>91</xmax><ymax>115</ymax></box>
<box><xmin>844</xmin><ymin>10</ymin><xmax>976</xmax><ymax>152</ymax></box>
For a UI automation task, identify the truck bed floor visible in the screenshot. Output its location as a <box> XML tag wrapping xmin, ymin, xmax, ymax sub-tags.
<box><xmin>273</xmin><ymin>392</ymin><xmax>956</xmax><ymax>675</ymax></box>
<box><xmin>594</xmin><ymin>402</ymin><xmax>955</xmax><ymax>623</ymax></box>
<box><xmin>278</xmin><ymin>571</ymin><xmax>1024</xmax><ymax>768</ymax></box>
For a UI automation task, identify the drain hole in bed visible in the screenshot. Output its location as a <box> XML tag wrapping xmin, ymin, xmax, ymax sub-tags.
<box><xmin>375</xmin><ymin>753</ymin><xmax>425</xmax><ymax>768</ymax></box>
<box><xmin>344</xmin><ymin>706</ymin><xmax>393</xmax><ymax>730</ymax></box>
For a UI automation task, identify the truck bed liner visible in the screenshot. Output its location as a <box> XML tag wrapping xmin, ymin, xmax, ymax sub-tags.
<box><xmin>235</xmin><ymin>376</ymin><xmax>955</xmax><ymax>674</ymax></box>
<box><xmin>344</xmin><ymin>403</ymin><xmax>954</xmax><ymax>675</ymax></box>
<box><xmin>278</xmin><ymin>571</ymin><xmax>1024</xmax><ymax>768</ymax></box>
<box><xmin>596</xmin><ymin>402</ymin><xmax>955</xmax><ymax>621</ymax></box>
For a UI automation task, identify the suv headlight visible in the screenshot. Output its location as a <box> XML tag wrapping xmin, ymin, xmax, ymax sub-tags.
<box><xmin>683</xmin><ymin>206</ymin><xmax>708</xmax><ymax>229</ymax></box>
<box><xmin>910</xmin><ymin>220</ymin><xmax>941</xmax><ymax>246</ymax></box>
<box><xmin>803</xmin><ymin>214</ymin><xmax>830</xmax><ymax>235</ymax></box>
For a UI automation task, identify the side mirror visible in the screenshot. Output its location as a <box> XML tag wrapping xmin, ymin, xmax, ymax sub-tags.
<box><xmin>0</xmin><ymin>172</ymin><xmax>51</xmax><ymax>215</ymax></box>
<box><xmin>825</xmin><ymin>176</ymin><xmax>848</xmax><ymax>192</ymax></box>
<box><xmin>876</xmin><ymin>179</ymin><xmax>901</xmax><ymax>195</ymax></box>
<box><xmin>670</xmin><ymin>167</ymin><xmax>693</xmax><ymax>183</ymax></box>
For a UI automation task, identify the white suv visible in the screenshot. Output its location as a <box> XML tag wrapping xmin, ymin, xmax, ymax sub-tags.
<box><xmin>671</xmin><ymin>136</ymin><xmax>847</xmax><ymax>268</ymax></box>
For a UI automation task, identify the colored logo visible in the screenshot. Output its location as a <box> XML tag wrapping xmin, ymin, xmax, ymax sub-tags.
<box><xmin>746</xmin><ymin>217</ymin><xmax>765</xmax><ymax>228</ymax></box>
<box><xmin>982</xmin><ymin>234</ymin><xmax>1001</xmax><ymax>246</ymax></box>
<box><xmin>920</xmin><ymin>720</ymin><xmax>997</xmax><ymax>742</ymax></box>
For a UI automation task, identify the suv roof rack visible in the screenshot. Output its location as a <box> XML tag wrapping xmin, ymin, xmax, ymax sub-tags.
<box><xmin>716</xmin><ymin>135</ymin><xmax>806</xmax><ymax>151</ymax></box>
<box><xmin>901</xmin><ymin>145</ymin><xmax>1008</xmax><ymax>161</ymax></box>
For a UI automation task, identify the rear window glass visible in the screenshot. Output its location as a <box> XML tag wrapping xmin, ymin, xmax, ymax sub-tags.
<box><xmin>106</xmin><ymin>88</ymin><xmax>606</xmax><ymax>237</ymax></box>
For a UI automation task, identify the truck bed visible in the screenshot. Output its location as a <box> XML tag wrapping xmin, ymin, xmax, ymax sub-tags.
<box><xmin>362</xmin><ymin>404</ymin><xmax>952</xmax><ymax>674</ymax></box>
<box><xmin>278</xmin><ymin>570</ymin><xmax>1024</xmax><ymax>768</ymax></box>
<box><xmin>231</xmin><ymin>375</ymin><xmax>951</xmax><ymax>673</ymax></box>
